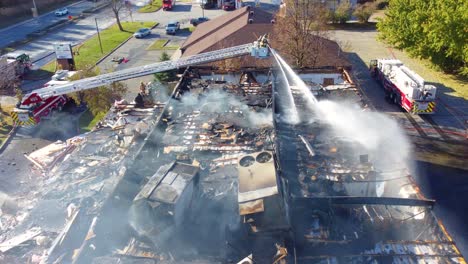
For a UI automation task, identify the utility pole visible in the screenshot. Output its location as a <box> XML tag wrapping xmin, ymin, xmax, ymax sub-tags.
<box><xmin>31</xmin><ymin>0</ymin><xmax>38</xmax><ymax>17</ymax></box>
<box><xmin>95</xmin><ymin>18</ymin><xmax>104</xmax><ymax>54</ymax></box>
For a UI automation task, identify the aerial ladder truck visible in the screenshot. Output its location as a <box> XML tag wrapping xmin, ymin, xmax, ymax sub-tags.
<box><xmin>11</xmin><ymin>37</ymin><xmax>270</xmax><ymax>126</ymax></box>
<box><xmin>369</xmin><ymin>59</ymin><xmax>437</xmax><ymax>114</ymax></box>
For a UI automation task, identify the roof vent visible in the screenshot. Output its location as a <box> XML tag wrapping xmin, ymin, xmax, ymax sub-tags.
<box><xmin>248</xmin><ymin>18</ymin><xmax>253</xmax><ymax>24</ymax></box>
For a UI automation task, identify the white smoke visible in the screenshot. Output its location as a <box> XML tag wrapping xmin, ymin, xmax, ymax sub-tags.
<box><xmin>179</xmin><ymin>89</ymin><xmax>273</xmax><ymax>128</ymax></box>
<box><xmin>273</xmin><ymin>52</ymin><xmax>412</xmax><ymax>172</ymax></box>
<box><xmin>314</xmin><ymin>100</ymin><xmax>412</xmax><ymax>171</ymax></box>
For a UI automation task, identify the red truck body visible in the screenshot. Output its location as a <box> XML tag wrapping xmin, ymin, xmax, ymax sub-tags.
<box><xmin>163</xmin><ymin>0</ymin><xmax>175</xmax><ymax>10</ymax></box>
<box><xmin>370</xmin><ymin>59</ymin><xmax>437</xmax><ymax>114</ymax></box>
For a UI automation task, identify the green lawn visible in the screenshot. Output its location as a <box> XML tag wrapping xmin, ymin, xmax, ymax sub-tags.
<box><xmin>40</xmin><ymin>21</ymin><xmax>157</xmax><ymax>73</ymax></box>
<box><xmin>147</xmin><ymin>39</ymin><xmax>179</xmax><ymax>50</ymax></box>
<box><xmin>138</xmin><ymin>0</ymin><xmax>163</xmax><ymax>13</ymax></box>
<box><xmin>147</xmin><ymin>39</ymin><xmax>169</xmax><ymax>50</ymax></box>
<box><xmin>79</xmin><ymin>110</ymin><xmax>106</xmax><ymax>133</ymax></box>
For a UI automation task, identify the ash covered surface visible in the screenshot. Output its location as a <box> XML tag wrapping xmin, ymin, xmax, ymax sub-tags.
<box><xmin>121</xmin><ymin>71</ymin><xmax>277</xmax><ymax>263</ymax></box>
<box><xmin>273</xmin><ymin>70</ymin><xmax>466</xmax><ymax>263</ymax></box>
<box><xmin>1</xmin><ymin>68</ymin><xmax>465</xmax><ymax>264</ymax></box>
<box><xmin>0</xmin><ymin>84</ymin><xmax>167</xmax><ymax>263</ymax></box>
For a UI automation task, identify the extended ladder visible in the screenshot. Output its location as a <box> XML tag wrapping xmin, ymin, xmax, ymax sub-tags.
<box><xmin>23</xmin><ymin>43</ymin><xmax>254</xmax><ymax>104</ymax></box>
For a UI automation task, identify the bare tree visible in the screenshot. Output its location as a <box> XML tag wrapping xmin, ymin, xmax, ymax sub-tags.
<box><xmin>272</xmin><ymin>0</ymin><xmax>329</xmax><ymax>68</ymax></box>
<box><xmin>69</xmin><ymin>65</ymin><xmax>128</xmax><ymax>115</ymax></box>
<box><xmin>110</xmin><ymin>0</ymin><xmax>125</xmax><ymax>31</ymax></box>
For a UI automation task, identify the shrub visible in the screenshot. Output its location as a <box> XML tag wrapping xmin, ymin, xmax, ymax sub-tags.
<box><xmin>353</xmin><ymin>2</ymin><xmax>377</xmax><ymax>23</ymax></box>
<box><xmin>332</xmin><ymin>0</ymin><xmax>352</xmax><ymax>24</ymax></box>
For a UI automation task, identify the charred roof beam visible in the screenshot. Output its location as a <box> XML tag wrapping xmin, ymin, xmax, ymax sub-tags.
<box><xmin>293</xmin><ymin>196</ymin><xmax>435</xmax><ymax>208</ymax></box>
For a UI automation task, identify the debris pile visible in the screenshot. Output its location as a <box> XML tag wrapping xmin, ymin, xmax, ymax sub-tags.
<box><xmin>0</xmin><ymin>95</ymin><xmax>166</xmax><ymax>263</ymax></box>
<box><xmin>274</xmin><ymin>70</ymin><xmax>465</xmax><ymax>263</ymax></box>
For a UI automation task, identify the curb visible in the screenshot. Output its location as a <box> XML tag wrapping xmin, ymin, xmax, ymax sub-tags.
<box><xmin>0</xmin><ymin>0</ymin><xmax>86</xmax><ymax>34</ymax></box>
<box><xmin>93</xmin><ymin>22</ymin><xmax>159</xmax><ymax>67</ymax></box>
<box><xmin>2</xmin><ymin>1</ymin><xmax>110</xmax><ymax>57</ymax></box>
<box><xmin>0</xmin><ymin>125</ymin><xmax>18</xmax><ymax>154</ymax></box>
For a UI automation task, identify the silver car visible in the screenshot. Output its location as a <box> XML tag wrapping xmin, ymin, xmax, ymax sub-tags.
<box><xmin>165</xmin><ymin>22</ymin><xmax>180</xmax><ymax>35</ymax></box>
<box><xmin>133</xmin><ymin>28</ymin><xmax>151</xmax><ymax>38</ymax></box>
<box><xmin>55</xmin><ymin>7</ymin><xmax>69</xmax><ymax>16</ymax></box>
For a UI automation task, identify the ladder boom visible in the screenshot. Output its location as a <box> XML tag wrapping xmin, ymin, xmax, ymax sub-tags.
<box><xmin>23</xmin><ymin>43</ymin><xmax>254</xmax><ymax>104</ymax></box>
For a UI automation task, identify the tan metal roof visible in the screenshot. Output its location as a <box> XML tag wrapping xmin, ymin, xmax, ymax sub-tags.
<box><xmin>237</xmin><ymin>151</ymin><xmax>278</xmax><ymax>203</ymax></box>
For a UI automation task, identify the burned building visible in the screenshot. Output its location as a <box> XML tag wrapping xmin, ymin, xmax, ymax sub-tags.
<box><xmin>272</xmin><ymin>67</ymin><xmax>466</xmax><ymax>263</ymax></box>
<box><xmin>0</xmin><ymin>54</ymin><xmax>465</xmax><ymax>263</ymax></box>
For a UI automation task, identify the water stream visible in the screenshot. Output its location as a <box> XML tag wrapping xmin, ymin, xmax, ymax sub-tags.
<box><xmin>272</xmin><ymin>51</ymin><xmax>412</xmax><ymax>173</ymax></box>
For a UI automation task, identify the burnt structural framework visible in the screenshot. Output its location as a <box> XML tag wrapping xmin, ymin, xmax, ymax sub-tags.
<box><xmin>271</xmin><ymin>71</ymin><xmax>466</xmax><ymax>264</ymax></box>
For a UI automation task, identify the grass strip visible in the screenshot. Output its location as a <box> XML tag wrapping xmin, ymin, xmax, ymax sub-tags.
<box><xmin>138</xmin><ymin>0</ymin><xmax>163</xmax><ymax>13</ymax></box>
<box><xmin>40</xmin><ymin>21</ymin><xmax>157</xmax><ymax>73</ymax></box>
<box><xmin>147</xmin><ymin>39</ymin><xmax>169</xmax><ymax>50</ymax></box>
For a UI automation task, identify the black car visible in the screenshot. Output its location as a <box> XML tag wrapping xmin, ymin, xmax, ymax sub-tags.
<box><xmin>190</xmin><ymin>17</ymin><xmax>209</xmax><ymax>26</ymax></box>
<box><xmin>223</xmin><ymin>1</ymin><xmax>235</xmax><ymax>10</ymax></box>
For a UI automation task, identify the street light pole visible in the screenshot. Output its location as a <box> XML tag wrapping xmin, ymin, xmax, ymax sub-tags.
<box><xmin>32</xmin><ymin>0</ymin><xmax>38</xmax><ymax>17</ymax></box>
<box><xmin>95</xmin><ymin>18</ymin><xmax>104</xmax><ymax>54</ymax></box>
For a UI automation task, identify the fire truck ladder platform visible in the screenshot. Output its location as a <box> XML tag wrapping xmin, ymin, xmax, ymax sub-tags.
<box><xmin>23</xmin><ymin>43</ymin><xmax>254</xmax><ymax>103</ymax></box>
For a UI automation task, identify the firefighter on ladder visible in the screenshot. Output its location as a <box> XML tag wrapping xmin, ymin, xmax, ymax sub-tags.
<box><xmin>134</xmin><ymin>81</ymin><xmax>153</xmax><ymax>108</ymax></box>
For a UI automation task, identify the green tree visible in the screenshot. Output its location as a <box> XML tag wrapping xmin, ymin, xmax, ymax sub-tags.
<box><xmin>69</xmin><ymin>66</ymin><xmax>128</xmax><ymax>115</ymax></box>
<box><xmin>353</xmin><ymin>2</ymin><xmax>376</xmax><ymax>23</ymax></box>
<box><xmin>153</xmin><ymin>52</ymin><xmax>177</xmax><ymax>82</ymax></box>
<box><xmin>378</xmin><ymin>0</ymin><xmax>468</xmax><ymax>76</ymax></box>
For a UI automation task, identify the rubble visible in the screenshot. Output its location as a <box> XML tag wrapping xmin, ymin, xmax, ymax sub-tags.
<box><xmin>0</xmin><ymin>82</ymin><xmax>169</xmax><ymax>263</ymax></box>
<box><xmin>1</xmin><ymin>68</ymin><xmax>465</xmax><ymax>264</ymax></box>
<box><xmin>274</xmin><ymin>70</ymin><xmax>466</xmax><ymax>263</ymax></box>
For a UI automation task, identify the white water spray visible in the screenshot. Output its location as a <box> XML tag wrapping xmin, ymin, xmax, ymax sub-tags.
<box><xmin>275</xmin><ymin>53</ymin><xmax>318</xmax><ymax>108</ymax></box>
<box><xmin>272</xmin><ymin>51</ymin><xmax>412</xmax><ymax>172</ymax></box>
<box><xmin>271</xmin><ymin>49</ymin><xmax>300</xmax><ymax>124</ymax></box>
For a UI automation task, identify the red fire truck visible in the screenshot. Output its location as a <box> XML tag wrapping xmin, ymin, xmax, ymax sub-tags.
<box><xmin>163</xmin><ymin>0</ymin><xmax>175</xmax><ymax>10</ymax></box>
<box><xmin>370</xmin><ymin>59</ymin><xmax>437</xmax><ymax>114</ymax></box>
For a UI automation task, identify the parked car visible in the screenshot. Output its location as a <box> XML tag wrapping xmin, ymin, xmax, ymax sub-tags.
<box><xmin>133</xmin><ymin>28</ymin><xmax>151</xmax><ymax>38</ymax></box>
<box><xmin>223</xmin><ymin>1</ymin><xmax>235</xmax><ymax>10</ymax></box>
<box><xmin>165</xmin><ymin>21</ymin><xmax>180</xmax><ymax>35</ymax></box>
<box><xmin>55</xmin><ymin>7</ymin><xmax>69</xmax><ymax>16</ymax></box>
<box><xmin>190</xmin><ymin>17</ymin><xmax>209</xmax><ymax>26</ymax></box>
<box><xmin>200</xmin><ymin>0</ymin><xmax>215</xmax><ymax>9</ymax></box>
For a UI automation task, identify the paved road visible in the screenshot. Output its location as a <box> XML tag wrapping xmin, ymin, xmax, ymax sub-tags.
<box><xmin>0</xmin><ymin>112</ymin><xmax>79</xmax><ymax>194</ymax></box>
<box><xmin>415</xmin><ymin>161</ymin><xmax>468</xmax><ymax>257</ymax></box>
<box><xmin>0</xmin><ymin>1</ymin><xmax>95</xmax><ymax>50</ymax></box>
<box><xmin>330</xmin><ymin>29</ymin><xmax>468</xmax><ymax>140</ymax></box>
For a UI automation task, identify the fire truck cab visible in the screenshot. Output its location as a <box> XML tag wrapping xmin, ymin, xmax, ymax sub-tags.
<box><xmin>370</xmin><ymin>59</ymin><xmax>437</xmax><ymax>114</ymax></box>
<box><xmin>163</xmin><ymin>0</ymin><xmax>175</xmax><ymax>10</ymax></box>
